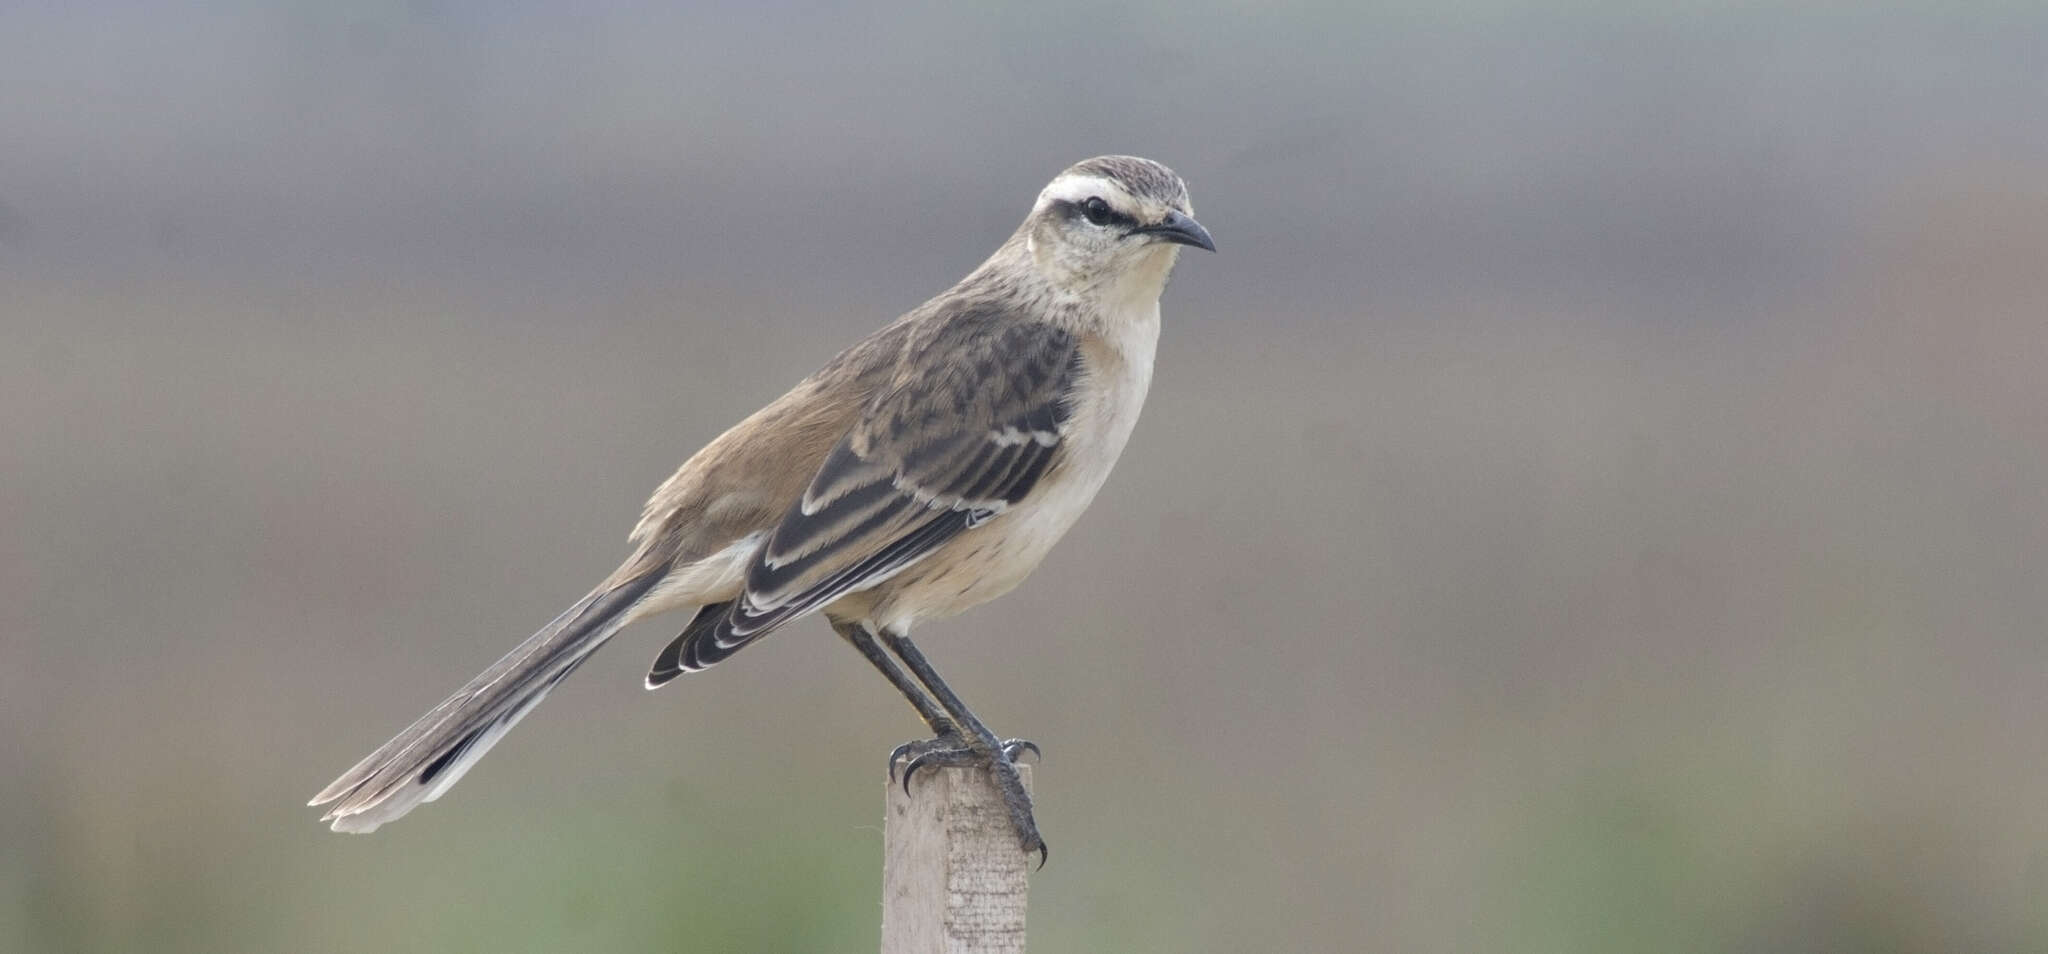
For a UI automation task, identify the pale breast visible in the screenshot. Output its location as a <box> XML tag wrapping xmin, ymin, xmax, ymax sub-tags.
<box><xmin>858</xmin><ymin>306</ymin><xmax>1161</xmax><ymax>632</ymax></box>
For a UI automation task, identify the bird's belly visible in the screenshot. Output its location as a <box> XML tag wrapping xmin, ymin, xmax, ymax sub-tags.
<box><xmin>883</xmin><ymin>450</ymin><xmax>1120</xmax><ymax>622</ymax></box>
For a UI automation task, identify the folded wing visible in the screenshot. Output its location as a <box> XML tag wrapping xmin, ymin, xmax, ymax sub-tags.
<box><xmin>647</xmin><ymin>315</ymin><xmax>1082</xmax><ymax>682</ymax></box>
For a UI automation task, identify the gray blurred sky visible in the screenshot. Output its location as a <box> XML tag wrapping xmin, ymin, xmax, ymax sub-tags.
<box><xmin>5</xmin><ymin>2</ymin><xmax>2043</xmax><ymax>315</ymax></box>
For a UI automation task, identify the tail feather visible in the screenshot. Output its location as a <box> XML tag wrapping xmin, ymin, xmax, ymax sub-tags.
<box><xmin>644</xmin><ymin>599</ymin><xmax>737</xmax><ymax>688</ymax></box>
<box><xmin>310</xmin><ymin>569</ymin><xmax>661</xmax><ymax>833</ymax></box>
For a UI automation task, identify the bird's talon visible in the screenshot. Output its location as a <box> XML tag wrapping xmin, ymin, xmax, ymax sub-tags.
<box><xmin>888</xmin><ymin>733</ymin><xmax>966</xmax><ymax>785</ymax></box>
<box><xmin>886</xmin><ymin>730</ymin><xmax>1044</xmax><ymax>864</ymax></box>
<box><xmin>893</xmin><ymin>735</ymin><xmax>981</xmax><ymax>791</ymax></box>
<box><xmin>887</xmin><ymin>741</ymin><xmax>916</xmax><ymax>782</ymax></box>
<box><xmin>902</xmin><ymin>754</ymin><xmax>930</xmax><ymax>793</ymax></box>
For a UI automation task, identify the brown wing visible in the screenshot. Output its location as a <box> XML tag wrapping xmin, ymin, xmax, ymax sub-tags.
<box><xmin>647</xmin><ymin>313</ymin><xmax>1081</xmax><ymax>681</ymax></box>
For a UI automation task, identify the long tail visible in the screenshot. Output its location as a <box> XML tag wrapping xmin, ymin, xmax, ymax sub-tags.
<box><xmin>309</xmin><ymin>568</ymin><xmax>663</xmax><ymax>833</ymax></box>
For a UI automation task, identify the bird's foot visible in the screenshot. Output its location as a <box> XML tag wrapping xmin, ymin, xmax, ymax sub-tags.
<box><xmin>888</xmin><ymin>732</ymin><xmax>964</xmax><ymax>782</ymax></box>
<box><xmin>890</xmin><ymin>736</ymin><xmax>1038</xmax><ymax>786</ymax></box>
<box><xmin>889</xmin><ymin>734</ymin><xmax>1046</xmax><ymax>867</ymax></box>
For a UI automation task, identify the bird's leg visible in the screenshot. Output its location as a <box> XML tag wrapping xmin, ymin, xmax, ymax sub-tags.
<box><xmin>878</xmin><ymin>629</ymin><xmax>1044</xmax><ymax>864</ymax></box>
<box><xmin>830</xmin><ymin>621</ymin><xmax>962</xmax><ymax>774</ymax></box>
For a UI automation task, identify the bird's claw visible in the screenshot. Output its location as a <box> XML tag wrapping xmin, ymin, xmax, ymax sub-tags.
<box><xmin>887</xmin><ymin>734</ymin><xmax>1048</xmax><ymax>865</ymax></box>
<box><xmin>901</xmin><ymin>744</ymin><xmax>984</xmax><ymax>793</ymax></box>
<box><xmin>889</xmin><ymin>734</ymin><xmax>971</xmax><ymax>790</ymax></box>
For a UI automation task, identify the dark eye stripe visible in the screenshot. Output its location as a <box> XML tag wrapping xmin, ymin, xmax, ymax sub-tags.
<box><xmin>1051</xmin><ymin>198</ymin><xmax>1137</xmax><ymax>230</ymax></box>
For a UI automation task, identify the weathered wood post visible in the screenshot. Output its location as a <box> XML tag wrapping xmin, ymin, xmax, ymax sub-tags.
<box><xmin>880</xmin><ymin>764</ymin><xmax>1033</xmax><ymax>953</ymax></box>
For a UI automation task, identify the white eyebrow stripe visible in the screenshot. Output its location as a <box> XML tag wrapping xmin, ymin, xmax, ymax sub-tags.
<box><xmin>1034</xmin><ymin>174</ymin><xmax>1134</xmax><ymax>212</ymax></box>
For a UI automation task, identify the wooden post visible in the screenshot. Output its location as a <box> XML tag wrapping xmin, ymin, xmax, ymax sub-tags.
<box><xmin>881</xmin><ymin>764</ymin><xmax>1033</xmax><ymax>954</ymax></box>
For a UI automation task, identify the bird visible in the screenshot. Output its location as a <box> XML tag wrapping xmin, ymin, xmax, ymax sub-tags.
<box><xmin>309</xmin><ymin>155</ymin><xmax>1213</xmax><ymax>861</ymax></box>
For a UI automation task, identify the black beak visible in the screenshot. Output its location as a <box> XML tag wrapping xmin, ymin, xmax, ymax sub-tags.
<box><xmin>1136</xmin><ymin>210</ymin><xmax>1216</xmax><ymax>252</ymax></box>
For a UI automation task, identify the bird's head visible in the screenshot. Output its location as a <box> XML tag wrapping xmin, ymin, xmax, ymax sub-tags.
<box><xmin>1023</xmin><ymin>156</ymin><xmax>1213</xmax><ymax>301</ymax></box>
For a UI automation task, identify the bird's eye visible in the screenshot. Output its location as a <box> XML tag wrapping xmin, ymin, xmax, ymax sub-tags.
<box><xmin>1080</xmin><ymin>197</ymin><xmax>1112</xmax><ymax>226</ymax></box>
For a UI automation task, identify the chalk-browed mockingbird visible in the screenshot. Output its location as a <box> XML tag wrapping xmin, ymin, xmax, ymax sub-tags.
<box><xmin>310</xmin><ymin>155</ymin><xmax>1213</xmax><ymax>860</ymax></box>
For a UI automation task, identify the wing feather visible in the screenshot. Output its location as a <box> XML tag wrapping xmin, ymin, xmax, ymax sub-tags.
<box><xmin>647</xmin><ymin>313</ymin><xmax>1084</xmax><ymax>676</ymax></box>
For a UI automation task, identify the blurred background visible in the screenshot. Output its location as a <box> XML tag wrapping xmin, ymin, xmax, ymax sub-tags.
<box><xmin>5</xmin><ymin>2</ymin><xmax>2047</xmax><ymax>951</ymax></box>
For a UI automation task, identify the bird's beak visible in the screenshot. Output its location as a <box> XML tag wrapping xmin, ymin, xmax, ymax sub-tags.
<box><xmin>1136</xmin><ymin>210</ymin><xmax>1216</xmax><ymax>252</ymax></box>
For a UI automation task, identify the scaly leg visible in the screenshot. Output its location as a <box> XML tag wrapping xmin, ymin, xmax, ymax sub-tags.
<box><xmin>830</xmin><ymin>620</ymin><xmax>964</xmax><ymax>775</ymax></box>
<box><xmin>878</xmin><ymin>628</ymin><xmax>1045</xmax><ymax>866</ymax></box>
